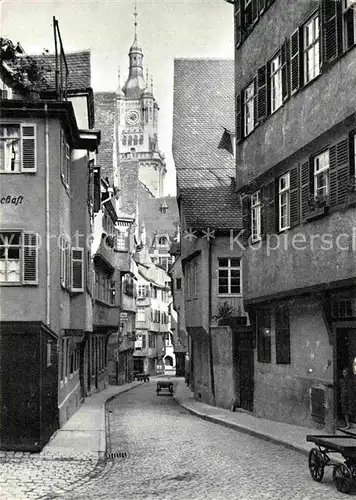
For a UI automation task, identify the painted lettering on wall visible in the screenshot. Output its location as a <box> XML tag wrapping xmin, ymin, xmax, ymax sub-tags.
<box><xmin>0</xmin><ymin>196</ymin><xmax>24</xmax><ymax>206</ymax></box>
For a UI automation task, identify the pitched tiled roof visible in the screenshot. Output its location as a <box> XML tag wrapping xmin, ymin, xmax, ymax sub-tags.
<box><xmin>173</xmin><ymin>59</ymin><xmax>235</xmax><ymax>174</ymax></box>
<box><xmin>138</xmin><ymin>194</ymin><xmax>179</xmax><ymax>245</ymax></box>
<box><xmin>24</xmin><ymin>50</ymin><xmax>91</xmax><ymax>90</ymax></box>
<box><xmin>94</xmin><ymin>92</ymin><xmax>116</xmax><ymax>184</ymax></box>
<box><xmin>173</xmin><ymin>59</ymin><xmax>241</xmax><ymax>230</ymax></box>
<box><xmin>180</xmin><ymin>183</ymin><xmax>240</xmax><ymax>230</ymax></box>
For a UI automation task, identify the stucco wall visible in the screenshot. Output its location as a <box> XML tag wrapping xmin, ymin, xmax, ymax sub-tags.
<box><xmin>236</xmin><ymin>0</ymin><xmax>356</xmax><ymax>185</ymax></box>
<box><xmin>254</xmin><ymin>297</ymin><xmax>334</xmax><ymax>427</ymax></box>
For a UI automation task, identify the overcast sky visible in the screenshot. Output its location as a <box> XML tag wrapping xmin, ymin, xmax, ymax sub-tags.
<box><xmin>1</xmin><ymin>0</ymin><xmax>234</xmax><ymax>195</ymax></box>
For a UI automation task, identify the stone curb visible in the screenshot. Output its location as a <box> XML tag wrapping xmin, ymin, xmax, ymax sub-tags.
<box><xmin>174</xmin><ymin>396</ymin><xmax>344</xmax><ymax>465</ymax></box>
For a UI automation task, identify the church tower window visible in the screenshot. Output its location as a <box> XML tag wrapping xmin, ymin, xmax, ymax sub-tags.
<box><xmin>139</xmin><ymin>135</ymin><xmax>144</xmax><ymax>145</ymax></box>
<box><xmin>134</xmin><ymin>135</ymin><xmax>138</xmax><ymax>146</ymax></box>
<box><xmin>122</xmin><ymin>135</ymin><xmax>127</xmax><ymax>146</ymax></box>
<box><xmin>128</xmin><ymin>136</ymin><xmax>132</xmax><ymax>146</ymax></box>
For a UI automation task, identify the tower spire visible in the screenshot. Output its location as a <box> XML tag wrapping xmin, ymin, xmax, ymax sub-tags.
<box><xmin>134</xmin><ymin>0</ymin><xmax>138</xmax><ymax>38</ymax></box>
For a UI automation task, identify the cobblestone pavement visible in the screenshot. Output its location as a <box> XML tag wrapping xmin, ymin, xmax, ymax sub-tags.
<box><xmin>58</xmin><ymin>381</ymin><xmax>353</xmax><ymax>500</ymax></box>
<box><xmin>0</xmin><ymin>454</ymin><xmax>105</xmax><ymax>499</ymax></box>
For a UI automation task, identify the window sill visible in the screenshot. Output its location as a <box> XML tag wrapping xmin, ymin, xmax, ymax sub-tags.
<box><xmin>218</xmin><ymin>294</ymin><xmax>242</xmax><ymax>298</ymax></box>
<box><xmin>306</xmin><ymin>205</ymin><xmax>329</xmax><ymax>221</ymax></box>
<box><xmin>0</xmin><ymin>282</ymin><xmax>22</xmax><ymax>286</ymax></box>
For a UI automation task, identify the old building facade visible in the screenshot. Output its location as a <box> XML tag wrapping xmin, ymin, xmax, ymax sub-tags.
<box><xmin>232</xmin><ymin>0</ymin><xmax>356</xmax><ymax>428</ymax></box>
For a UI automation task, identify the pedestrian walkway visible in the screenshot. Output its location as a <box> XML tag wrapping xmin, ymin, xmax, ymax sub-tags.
<box><xmin>173</xmin><ymin>378</ymin><xmax>351</xmax><ymax>459</ymax></box>
<box><xmin>41</xmin><ymin>380</ymin><xmax>143</xmax><ymax>459</ymax></box>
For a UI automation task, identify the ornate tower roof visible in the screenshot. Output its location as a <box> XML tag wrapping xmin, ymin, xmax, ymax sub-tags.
<box><xmin>122</xmin><ymin>3</ymin><xmax>146</xmax><ymax>99</ymax></box>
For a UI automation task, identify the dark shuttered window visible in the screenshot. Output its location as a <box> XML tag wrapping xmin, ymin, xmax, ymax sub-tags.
<box><xmin>23</xmin><ymin>233</ymin><xmax>38</xmax><ymax>284</ymax></box>
<box><xmin>257</xmin><ymin>308</ymin><xmax>271</xmax><ymax>363</ymax></box>
<box><xmin>320</xmin><ymin>0</ymin><xmax>342</xmax><ymax>64</ymax></box>
<box><xmin>300</xmin><ymin>160</ymin><xmax>311</xmax><ymax>220</ymax></box>
<box><xmin>257</xmin><ymin>65</ymin><xmax>268</xmax><ymax>121</ymax></box>
<box><xmin>329</xmin><ymin>138</ymin><xmax>349</xmax><ymax>206</ymax></box>
<box><xmin>290</xmin><ymin>29</ymin><xmax>301</xmax><ymax>94</ymax></box>
<box><xmin>262</xmin><ymin>180</ymin><xmax>276</xmax><ymax>235</ymax></box>
<box><xmin>289</xmin><ymin>166</ymin><xmax>300</xmax><ymax>228</ymax></box>
<box><xmin>281</xmin><ymin>40</ymin><xmax>290</xmax><ymax>101</ymax></box>
<box><xmin>276</xmin><ymin>307</ymin><xmax>290</xmax><ymax>364</ymax></box>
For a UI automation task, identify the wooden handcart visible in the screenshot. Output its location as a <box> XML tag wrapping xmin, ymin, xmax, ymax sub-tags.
<box><xmin>307</xmin><ymin>429</ymin><xmax>356</xmax><ymax>494</ymax></box>
<box><xmin>134</xmin><ymin>372</ymin><xmax>150</xmax><ymax>382</ymax></box>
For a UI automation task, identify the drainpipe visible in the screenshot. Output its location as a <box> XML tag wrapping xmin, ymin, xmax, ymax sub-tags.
<box><xmin>208</xmin><ymin>239</ymin><xmax>216</xmax><ymax>406</ymax></box>
<box><xmin>45</xmin><ymin>104</ymin><xmax>51</xmax><ymax>326</ymax></box>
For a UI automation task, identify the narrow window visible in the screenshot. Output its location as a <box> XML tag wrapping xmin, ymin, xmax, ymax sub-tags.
<box><xmin>257</xmin><ymin>309</ymin><xmax>271</xmax><ymax>363</ymax></box>
<box><xmin>176</xmin><ymin>278</ymin><xmax>182</xmax><ymax>290</ymax></box>
<box><xmin>270</xmin><ymin>52</ymin><xmax>282</xmax><ymax>113</ymax></box>
<box><xmin>275</xmin><ymin>307</ymin><xmax>290</xmax><ymax>364</ymax></box>
<box><xmin>304</xmin><ymin>14</ymin><xmax>320</xmax><ymax>84</ymax></box>
<box><xmin>314</xmin><ymin>150</ymin><xmax>329</xmax><ymax>198</ymax></box>
<box><xmin>279</xmin><ymin>172</ymin><xmax>290</xmax><ymax>231</ymax></box>
<box><xmin>116</xmin><ymin>231</ymin><xmax>127</xmax><ymax>250</ymax></box>
<box><xmin>244</xmin><ymin>81</ymin><xmax>256</xmax><ymax>136</ymax></box>
<box><xmin>343</xmin><ymin>0</ymin><xmax>356</xmax><ymax>50</ymax></box>
<box><xmin>218</xmin><ymin>258</ymin><xmax>241</xmax><ymax>295</ymax></box>
<box><xmin>251</xmin><ymin>191</ymin><xmax>261</xmax><ymax>242</ymax></box>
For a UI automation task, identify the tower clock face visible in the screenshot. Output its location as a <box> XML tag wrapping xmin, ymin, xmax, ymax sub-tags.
<box><xmin>125</xmin><ymin>110</ymin><xmax>140</xmax><ymax>125</ymax></box>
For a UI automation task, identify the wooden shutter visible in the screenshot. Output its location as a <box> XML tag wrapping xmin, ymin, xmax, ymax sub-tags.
<box><xmin>235</xmin><ymin>0</ymin><xmax>242</xmax><ymax>47</ymax></box>
<box><xmin>253</xmin><ymin>77</ymin><xmax>258</xmax><ymax>126</ymax></box>
<box><xmin>320</xmin><ymin>0</ymin><xmax>342</xmax><ymax>64</ymax></box>
<box><xmin>21</xmin><ymin>124</ymin><xmax>36</xmax><ymax>172</ymax></box>
<box><xmin>257</xmin><ymin>65</ymin><xmax>268</xmax><ymax>121</ymax></box>
<box><xmin>300</xmin><ymin>160</ymin><xmax>311</xmax><ymax>220</ymax></box>
<box><xmin>290</xmin><ymin>29</ymin><xmax>300</xmax><ymax>94</ymax></box>
<box><xmin>60</xmin><ymin>236</ymin><xmax>66</xmax><ymax>287</ymax></box>
<box><xmin>258</xmin><ymin>0</ymin><xmax>266</xmax><ymax>13</ymax></box>
<box><xmin>236</xmin><ymin>93</ymin><xmax>243</xmax><ymax>143</ymax></box>
<box><xmin>242</xmin><ymin>194</ymin><xmax>251</xmax><ymax>245</ymax></box>
<box><xmin>23</xmin><ymin>232</ymin><xmax>38</xmax><ymax>284</ymax></box>
<box><xmin>262</xmin><ymin>181</ymin><xmax>276</xmax><ymax>234</ymax></box>
<box><xmin>329</xmin><ymin>139</ymin><xmax>349</xmax><ymax>206</ymax></box>
<box><xmin>289</xmin><ymin>166</ymin><xmax>300</xmax><ymax>228</ymax></box>
<box><xmin>281</xmin><ymin>40</ymin><xmax>290</xmax><ymax>102</ymax></box>
<box><xmin>71</xmin><ymin>247</ymin><xmax>84</xmax><ymax>292</ymax></box>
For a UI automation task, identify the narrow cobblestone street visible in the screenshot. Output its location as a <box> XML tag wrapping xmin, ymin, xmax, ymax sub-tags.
<box><xmin>60</xmin><ymin>382</ymin><xmax>351</xmax><ymax>499</ymax></box>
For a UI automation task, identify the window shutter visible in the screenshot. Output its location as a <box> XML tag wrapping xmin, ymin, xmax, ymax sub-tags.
<box><xmin>236</xmin><ymin>93</ymin><xmax>243</xmax><ymax>143</ymax></box>
<box><xmin>320</xmin><ymin>0</ymin><xmax>342</xmax><ymax>64</ymax></box>
<box><xmin>262</xmin><ymin>181</ymin><xmax>276</xmax><ymax>234</ymax></box>
<box><xmin>23</xmin><ymin>232</ymin><xmax>38</xmax><ymax>284</ymax></box>
<box><xmin>330</xmin><ymin>139</ymin><xmax>349</xmax><ymax>206</ymax></box>
<box><xmin>71</xmin><ymin>247</ymin><xmax>84</xmax><ymax>292</ymax></box>
<box><xmin>60</xmin><ymin>237</ymin><xmax>66</xmax><ymax>287</ymax></box>
<box><xmin>253</xmin><ymin>77</ymin><xmax>258</xmax><ymax>126</ymax></box>
<box><xmin>252</xmin><ymin>0</ymin><xmax>258</xmax><ymax>23</ymax></box>
<box><xmin>258</xmin><ymin>0</ymin><xmax>266</xmax><ymax>13</ymax></box>
<box><xmin>257</xmin><ymin>65</ymin><xmax>268</xmax><ymax>121</ymax></box>
<box><xmin>290</xmin><ymin>29</ymin><xmax>300</xmax><ymax>94</ymax></box>
<box><xmin>289</xmin><ymin>166</ymin><xmax>300</xmax><ymax>228</ymax></box>
<box><xmin>242</xmin><ymin>194</ymin><xmax>251</xmax><ymax>245</ymax></box>
<box><xmin>21</xmin><ymin>124</ymin><xmax>36</xmax><ymax>172</ymax></box>
<box><xmin>281</xmin><ymin>40</ymin><xmax>290</xmax><ymax>102</ymax></box>
<box><xmin>300</xmin><ymin>160</ymin><xmax>311</xmax><ymax>220</ymax></box>
<box><xmin>235</xmin><ymin>0</ymin><xmax>242</xmax><ymax>47</ymax></box>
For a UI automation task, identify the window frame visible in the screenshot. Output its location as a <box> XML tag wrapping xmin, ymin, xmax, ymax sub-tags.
<box><xmin>0</xmin><ymin>123</ymin><xmax>37</xmax><ymax>173</ymax></box>
<box><xmin>313</xmin><ymin>149</ymin><xmax>330</xmax><ymax>198</ymax></box>
<box><xmin>0</xmin><ymin>230</ymin><xmax>38</xmax><ymax>285</ymax></box>
<box><xmin>244</xmin><ymin>80</ymin><xmax>256</xmax><ymax>137</ymax></box>
<box><xmin>278</xmin><ymin>172</ymin><xmax>290</xmax><ymax>232</ymax></box>
<box><xmin>342</xmin><ymin>0</ymin><xmax>356</xmax><ymax>50</ymax></box>
<box><xmin>251</xmin><ymin>190</ymin><xmax>261</xmax><ymax>242</ymax></box>
<box><xmin>217</xmin><ymin>257</ymin><xmax>242</xmax><ymax>296</ymax></box>
<box><xmin>303</xmin><ymin>13</ymin><xmax>321</xmax><ymax>84</ymax></box>
<box><xmin>270</xmin><ymin>52</ymin><xmax>283</xmax><ymax>113</ymax></box>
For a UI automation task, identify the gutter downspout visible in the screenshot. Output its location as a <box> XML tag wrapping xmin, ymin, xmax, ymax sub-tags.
<box><xmin>45</xmin><ymin>104</ymin><xmax>51</xmax><ymax>326</ymax></box>
<box><xmin>208</xmin><ymin>239</ymin><xmax>216</xmax><ymax>406</ymax></box>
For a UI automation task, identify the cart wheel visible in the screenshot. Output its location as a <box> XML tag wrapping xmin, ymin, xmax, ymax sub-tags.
<box><xmin>333</xmin><ymin>464</ymin><xmax>352</xmax><ymax>494</ymax></box>
<box><xmin>308</xmin><ymin>448</ymin><xmax>325</xmax><ymax>482</ymax></box>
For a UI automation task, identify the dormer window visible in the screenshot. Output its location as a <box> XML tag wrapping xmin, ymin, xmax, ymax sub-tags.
<box><xmin>160</xmin><ymin>202</ymin><xmax>168</xmax><ymax>214</ymax></box>
<box><xmin>0</xmin><ymin>77</ymin><xmax>13</xmax><ymax>100</ymax></box>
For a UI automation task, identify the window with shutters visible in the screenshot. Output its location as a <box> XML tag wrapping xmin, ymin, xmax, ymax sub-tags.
<box><xmin>71</xmin><ymin>247</ymin><xmax>84</xmax><ymax>293</ymax></box>
<box><xmin>0</xmin><ymin>124</ymin><xmax>36</xmax><ymax>173</ymax></box>
<box><xmin>270</xmin><ymin>53</ymin><xmax>283</xmax><ymax>113</ymax></box>
<box><xmin>244</xmin><ymin>81</ymin><xmax>256</xmax><ymax>136</ymax></box>
<box><xmin>279</xmin><ymin>172</ymin><xmax>290</xmax><ymax>231</ymax></box>
<box><xmin>257</xmin><ymin>308</ymin><xmax>271</xmax><ymax>363</ymax></box>
<box><xmin>314</xmin><ymin>150</ymin><xmax>329</xmax><ymax>198</ymax></box>
<box><xmin>304</xmin><ymin>14</ymin><xmax>320</xmax><ymax>83</ymax></box>
<box><xmin>343</xmin><ymin>0</ymin><xmax>356</xmax><ymax>49</ymax></box>
<box><xmin>275</xmin><ymin>307</ymin><xmax>290</xmax><ymax>364</ymax></box>
<box><xmin>0</xmin><ymin>231</ymin><xmax>38</xmax><ymax>285</ymax></box>
<box><xmin>218</xmin><ymin>258</ymin><xmax>241</xmax><ymax>296</ymax></box>
<box><xmin>244</xmin><ymin>0</ymin><xmax>258</xmax><ymax>28</ymax></box>
<box><xmin>251</xmin><ymin>191</ymin><xmax>261</xmax><ymax>242</ymax></box>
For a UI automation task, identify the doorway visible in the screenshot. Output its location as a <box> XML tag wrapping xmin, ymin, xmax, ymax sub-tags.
<box><xmin>234</xmin><ymin>327</ymin><xmax>254</xmax><ymax>412</ymax></box>
<box><xmin>336</xmin><ymin>327</ymin><xmax>356</xmax><ymax>422</ymax></box>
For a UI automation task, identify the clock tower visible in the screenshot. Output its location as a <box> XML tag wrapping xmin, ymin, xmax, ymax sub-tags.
<box><xmin>117</xmin><ymin>11</ymin><xmax>166</xmax><ymax>197</ymax></box>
